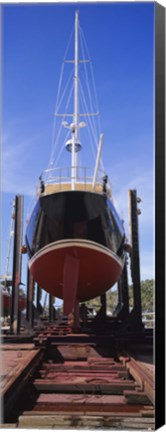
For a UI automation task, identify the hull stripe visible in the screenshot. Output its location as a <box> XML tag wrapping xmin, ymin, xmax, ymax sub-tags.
<box><xmin>29</xmin><ymin>239</ymin><xmax>123</xmax><ymax>269</ymax></box>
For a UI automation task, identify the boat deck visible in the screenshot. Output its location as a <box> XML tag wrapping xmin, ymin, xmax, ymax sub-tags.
<box><xmin>42</xmin><ymin>182</ymin><xmax>104</xmax><ymax>195</ymax></box>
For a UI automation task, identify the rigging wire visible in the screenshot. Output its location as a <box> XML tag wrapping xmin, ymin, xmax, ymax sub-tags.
<box><xmin>79</xmin><ymin>81</ymin><xmax>100</xmax><ymax>158</ymax></box>
<box><xmin>48</xmin><ymin>23</ymin><xmax>74</xmax><ymax>168</ymax></box>
<box><xmin>80</xmin><ymin>26</ymin><xmax>102</xmax><ymax>138</ymax></box>
<box><xmin>79</xmin><ymin>26</ymin><xmax>105</xmax><ymax>172</ymax></box>
<box><xmin>79</xmin><ymin>83</ymin><xmax>97</xmax><ymax>163</ymax></box>
<box><xmin>79</xmin><ymin>27</ymin><xmax>99</xmax><ymax>141</ymax></box>
<box><xmin>49</xmin><ymin>81</ymin><xmax>74</xmax><ymax>168</ymax></box>
<box><xmin>49</xmin><ymin>62</ymin><xmax>65</xmax><ymax>167</ymax></box>
<box><xmin>47</xmin><ymin>17</ymin><xmax>105</xmax><ymax>176</ymax></box>
<box><xmin>49</xmin><ymin>69</ymin><xmax>74</xmax><ymax>167</ymax></box>
<box><xmin>63</xmin><ymin>24</ymin><xmax>74</xmax><ymax>61</ymax></box>
<box><xmin>54</xmin><ymin>128</ymin><xmax>71</xmax><ymax>168</ymax></box>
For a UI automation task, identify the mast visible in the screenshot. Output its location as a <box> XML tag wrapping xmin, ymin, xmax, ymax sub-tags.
<box><xmin>92</xmin><ymin>134</ymin><xmax>104</xmax><ymax>190</ymax></box>
<box><xmin>71</xmin><ymin>10</ymin><xmax>79</xmax><ymax>190</ymax></box>
<box><xmin>61</xmin><ymin>11</ymin><xmax>100</xmax><ymax>189</ymax></box>
<box><xmin>74</xmin><ymin>10</ymin><xmax>79</xmax><ymax>143</ymax></box>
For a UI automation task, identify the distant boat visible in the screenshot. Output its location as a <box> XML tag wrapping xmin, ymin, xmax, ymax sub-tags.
<box><xmin>25</xmin><ymin>11</ymin><xmax>126</xmax><ymax>314</ymax></box>
<box><xmin>1</xmin><ymin>288</ymin><xmax>26</xmax><ymax>316</ymax></box>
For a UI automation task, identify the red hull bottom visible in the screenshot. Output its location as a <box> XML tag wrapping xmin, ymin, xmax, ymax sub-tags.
<box><xmin>29</xmin><ymin>240</ymin><xmax>123</xmax><ymax>302</ymax></box>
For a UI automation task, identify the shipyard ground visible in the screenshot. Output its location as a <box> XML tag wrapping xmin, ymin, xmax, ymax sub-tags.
<box><xmin>1</xmin><ymin>319</ymin><xmax>154</xmax><ymax>430</ymax></box>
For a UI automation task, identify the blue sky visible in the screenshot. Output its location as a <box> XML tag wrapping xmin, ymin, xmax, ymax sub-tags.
<box><xmin>1</xmin><ymin>3</ymin><xmax>154</xmax><ymax>293</ymax></box>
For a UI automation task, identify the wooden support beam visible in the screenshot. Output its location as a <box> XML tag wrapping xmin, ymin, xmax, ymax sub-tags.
<box><xmin>10</xmin><ymin>195</ymin><xmax>23</xmax><ymax>334</ymax></box>
<box><xmin>128</xmin><ymin>189</ymin><xmax>142</xmax><ymax>330</ymax></box>
<box><xmin>26</xmin><ymin>268</ymin><xmax>35</xmax><ymax>328</ymax></box>
<box><xmin>49</xmin><ymin>295</ymin><xmax>54</xmax><ymax>322</ymax></box>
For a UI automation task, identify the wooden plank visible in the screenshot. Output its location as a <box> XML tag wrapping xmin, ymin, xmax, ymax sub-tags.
<box><xmin>1</xmin><ymin>350</ymin><xmax>42</xmax><ymax>397</ymax></box>
<box><xmin>127</xmin><ymin>358</ymin><xmax>155</xmax><ymax>397</ymax></box>
<box><xmin>124</xmin><ymin>390</ymin><xmax>151</xmax><ymax>405</ymax></box>
<box><xmin>34</xmin><ymin>380</ymin><xmax>136</xmax><ymax>393</ymax></box>
<box><xmin>0</xmin><ymin>344</ymin><xmax>35</xmax><ymax>350</ymax></box>
<box><xmin>38</xmin><ymin>371</ymin><xmax>127</xmax><ymax>380</ymax></box>
<box><xmin>3</xmin><ymin>349</ymin><xmax>44</xmax><ymax>422</ymax></box>
<box><xmin>18</xmin><ymin>414</ymin><xmax>155</xmax><ymax>429</ymax></box>
<box><xmin>44</xmin><ymin>182</ymin><xmax>102</xmax><ymax>195</ymax></box>
<box><xmin>22</xmin><ymin>410</ymin><xmax>143</xmax><ymax>417</ymax></box>
<box><xmin>40</xmin><ymin>369</ymin><xmax>129</xmax><ymax>379</ymax></box>
<box><xmin>144</xmin><ymin>381</ymin><xmax>155</xmax><ymax>405</ymax></box>
<box><xmin>37</xmin><ymin>393</ymin><xmax>126</xmax><ymax>404</ymax></box>
<box><xmin>18</xmin><ymin>415</ymin><xmax>103</xmax><ymax>428</ymax></box>
<box><xmin>41</xmin><ymin>362</ymin><xmax>128</xmax><ymax>372</ymax></box>
<box><xmin>141</xmin><ymin>409</ymin><xmax>155</xmax><ymax>418</ymax></box>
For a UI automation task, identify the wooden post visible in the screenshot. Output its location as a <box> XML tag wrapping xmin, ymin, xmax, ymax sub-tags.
<box><xmin>121</xmin><ymin>259</ymin><xmax>129</xmax><ymax>317</ymax></box>
<box><xmin>117</xmin><ymin>280</ymin><xmax>123</xmax><ymax>305</ymax></box>
<box><xmin>129</xmin><ymin>189</ymin><xmax>142</xmax><ymax>330</ymax></box>
<box><xmin>26</xmin><ymin>267</ymin><xmax>34</xmax><ymax>328</ymax></box>
<box><xmin>73</xmin><ymin>299</ymin><xmax>80</xmax><ymax>330</ymax></box>
<box><xmin>100</xmin><ymin>293</ymin><xmax>106</xmax><ymax>317</ymax></box>
<box><xmin>36</xmin><ymin>284</ymin><xmax>43</xmax><ymax>314</ymax></box>
<box><xmin>49</xmin><ymin>294</ymin><xmax>54</xmax><ymax>322</ymax></box>
<box><xmin>10</xmin><ymin>195</ymin><xmax>23</xmax><ymax>334</ymax></box>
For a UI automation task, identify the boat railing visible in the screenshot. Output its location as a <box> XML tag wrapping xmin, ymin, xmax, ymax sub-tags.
<box><xmin>36</xmin><ymin>166</ymin><xmax>112</xmax><ymax>196</ymax></box>
<box><xmin>26</xmin><ymin>166</ymin><xmax>112</xmax><ymax>224</ymax></box>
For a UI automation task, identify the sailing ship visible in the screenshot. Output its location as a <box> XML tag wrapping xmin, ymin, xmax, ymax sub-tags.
<box><xmin>1</xmin><ymin>200</ymin><xmax>26</xmax><ymax>316</ymax></box>
<box><xmin>1</xmin><ymin>280</ymin><xmax>26</xmax><ymax>316</ymax></box>
<box><xmin>1</xmin><ymin>290</ymin><xmax>26</xmax><ymax>316</ymax></box>
<box><xmin>25</xmin><ymin>11</ymin><xmax>126</xmax><ymax>314</ymax></box>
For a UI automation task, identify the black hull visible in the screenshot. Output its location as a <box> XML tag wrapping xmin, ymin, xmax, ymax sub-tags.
<box><xmin>26</xmin><ymin>190</ymin><xmax>125</xmax><ymax>259</ymax></box>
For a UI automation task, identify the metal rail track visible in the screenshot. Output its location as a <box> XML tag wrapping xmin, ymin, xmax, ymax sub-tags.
<box><xmin>2</xmin><ymin>324</ymin><xmax>155</xmax><ymax>429</ymax></box>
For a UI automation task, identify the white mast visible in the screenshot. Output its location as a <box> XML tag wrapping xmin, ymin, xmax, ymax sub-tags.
<box><xmin>92</xmin><ymin>134</ymin><xmax>104</xmax><ymax>190</ymax></box>
<box><xmin>71</xmin><ymin>10</ymin><xmax>79</xmax><ymax>190</ymax></box>
<box><xmin>74</xmin><ymin>10</ymin><xmax>79</xmax><ymax>144</ymax></box>
<box><xmin>61</xmin><ymin>11</ymin><xmax>101</xmax><ymax>191</ymax></box>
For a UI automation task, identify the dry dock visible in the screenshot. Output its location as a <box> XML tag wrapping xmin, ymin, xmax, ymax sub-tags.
<box><xmin>1</xmin><ymin>324</ymin><xmax>154</xmax><ymax>430</ymax></box>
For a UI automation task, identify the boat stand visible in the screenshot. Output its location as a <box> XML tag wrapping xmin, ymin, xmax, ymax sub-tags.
<box><xmin>26</xmin><ymin>268</ymin><xmax>35</xmax><ymax>329</ymax></box>
<box><xmin>49</xmin><ymin>295</ymin><xmax>54</xmax><ymax>322</ymax></box>
<box><xmin>114</xmin><ymin>260</ymin><xmax>129</xmax><ymax>321</ymax></box>
<box><xmin>36</xmin><ymin>284</ymin><xmax>43</xmax><ymax>315</ymax></box>
<box><xmin>128</xmin><ymin>189</ymin><xmax>142</xmax><ymax>331</ymax></box>
<box><xmin>115</xmin><ymin>189</ymin><xmax>143</xmax><ymax>332</ymax></box>
<box><xmin>10</xmin><ymin>195</ymin><xmax>23</xmax><ymax>334</ymax></box>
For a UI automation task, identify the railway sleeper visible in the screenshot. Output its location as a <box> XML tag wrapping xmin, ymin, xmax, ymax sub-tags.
<box><xmin>38</xmin><ymin>370</ymin><xmax>130</xmax><ymax>380</ymax></box>
<box><xmin>20</xmin><ymin>407</ymin><xmax>155</xmax><ymax>417</ymax></box>
<box><xmin>33</xmin><ymin>380</ymin><xmax>137</xmax><ymax>394</ymax></box>
<box><xmin>18</xmin><ymin>413</ymin><xmax>155</xmax><ymax>429</ymax></box>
